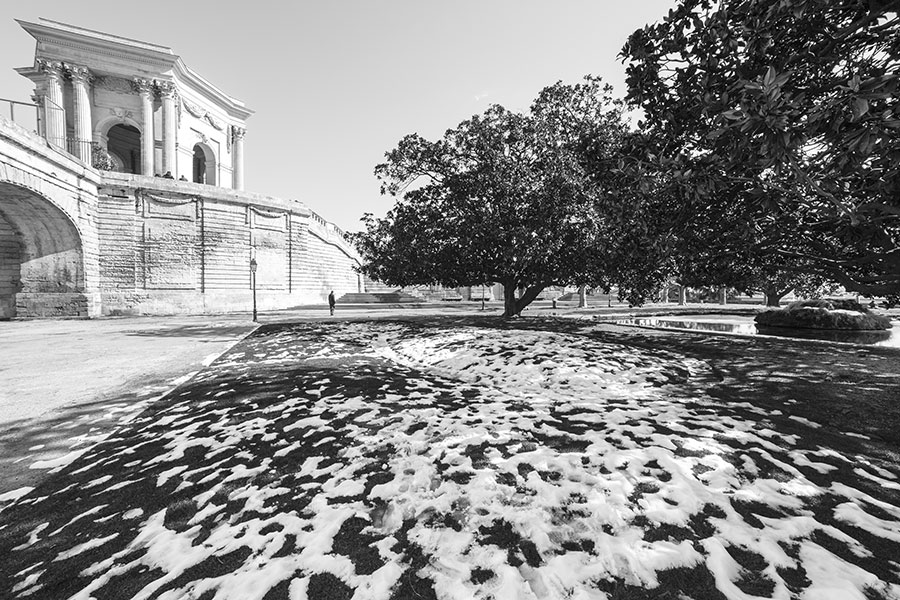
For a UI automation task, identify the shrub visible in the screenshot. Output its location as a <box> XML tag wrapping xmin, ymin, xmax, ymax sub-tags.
<box><xmin>756</xmin><ymin>303</ymin><xmax>892</xmax><ymax>330</ymax></box>
<box><xmin>786</xmin><ymin>298</ymin><xmax>866</xmax><ymax>312</ymax></box>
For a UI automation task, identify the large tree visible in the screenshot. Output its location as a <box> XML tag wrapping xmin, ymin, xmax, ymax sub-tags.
<box><xmin>621</xmin><ymin>0</ymin><xmax>900</xmax><ymax>298</ymax></box>
<box><xmin>356</xmin><ymin>78</ymin><xmax>663</xmax><ymax>317</ymax></box>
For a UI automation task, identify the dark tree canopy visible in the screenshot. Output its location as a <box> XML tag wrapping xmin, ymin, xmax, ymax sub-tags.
<box><xmin>621</xmin><ymin>0</ymin><xmax>900</xmax><ymax>298</ymax></box>
<box><xmin>356</xmin><ymin>77</ymin><xmax>665</xmax><ymax>316</ymax></box>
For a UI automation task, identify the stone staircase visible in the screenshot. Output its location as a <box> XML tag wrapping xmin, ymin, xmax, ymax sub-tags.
<box><xmin>410</xmin><ymin>287</ymin><xmax>463</xmax><ymax>302</ymax></box>
<box><xmin>336</xmin><ymin>291</ymin><xmax>425</xmax><ymax>304</ymax></box>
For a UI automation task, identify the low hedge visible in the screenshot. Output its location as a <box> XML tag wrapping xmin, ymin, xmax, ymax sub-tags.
<box><xmin>755</xmin><ymin>301</ymin><xmax>892</xmax><ymax>330</ymax></box>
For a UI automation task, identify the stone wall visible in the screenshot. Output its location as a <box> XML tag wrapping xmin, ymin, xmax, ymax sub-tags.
<box><xmin>0</xmin><ymin>115</ymin><xmax>102</xmax><ymax>318</ymax></box>
<box><xmin>2</xmin><ymin>117</ymin><xmax>360</xmax><ymax>318</ymax></box>
<box><xmin>96</xmin><ymin>173</ymin><xmax>361</xmax><ymax>315</ymax></box>
<box><xmin>0</xmin><ymin>212</ymin><xmax>19</xmax><ymax>318</ymax></box>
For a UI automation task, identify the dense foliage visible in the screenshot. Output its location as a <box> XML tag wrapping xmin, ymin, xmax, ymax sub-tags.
<box><xmin>356</xmin><ymin>78</ymin><xmax>667</xmax><ymax>316</ymax></box>
<box><xmin>621</xmin><ymin>0</ymin><xmax>900</xmax><ymax>299</ymax></box>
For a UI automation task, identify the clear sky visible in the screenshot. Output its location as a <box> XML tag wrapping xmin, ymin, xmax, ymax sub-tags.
<box><xmin>0</xmin><ymin>1</ymin><xmax>676</xmax><ymax>233</ymax></box>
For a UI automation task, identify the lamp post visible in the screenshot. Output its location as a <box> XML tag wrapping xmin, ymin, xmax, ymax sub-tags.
<box><xmin>249</xmin><ymin>257</ymin><xmax>258</xmax><ymax>322</ymax></box>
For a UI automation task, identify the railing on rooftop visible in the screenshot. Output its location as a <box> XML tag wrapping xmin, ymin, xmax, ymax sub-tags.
<box><xmin>0</xmin><ymin>97</ymin><xmax>41</xmax><ymax>135</ymax></box>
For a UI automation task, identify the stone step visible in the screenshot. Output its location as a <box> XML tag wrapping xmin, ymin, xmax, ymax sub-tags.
<box><xmin>337</xmin><ymin>292</ymin><xmax>425</xmax><ymax>304</ymax></box>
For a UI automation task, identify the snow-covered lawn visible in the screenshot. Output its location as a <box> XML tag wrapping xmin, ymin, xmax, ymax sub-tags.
<box><xmin>1</xmin><ymin>319</ymin><xmax>899</xmax><ymax>600</ymax></box>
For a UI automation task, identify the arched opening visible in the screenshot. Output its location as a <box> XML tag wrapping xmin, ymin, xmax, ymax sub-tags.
<box><xmin>106</xmin><ymin>123</ymin><xmax>141</xmax><ymax>174</ymax></box>
<box><xmin>192</xmin><ymin>145</ymin><xmax>205</xmax><ymax>183</ymax></box>
<box><xmin>0</xmin><ymin>182</ymin><xmax>86</xmax><ymax>318</ymax></box>
<box><xmin>192</xmin><ymin>143</ymin><xmax>216</xmax><ymax>185</ymax></box>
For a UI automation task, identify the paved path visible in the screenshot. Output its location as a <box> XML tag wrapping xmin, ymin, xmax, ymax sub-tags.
<box><xmin>0</xmin><ymin>314</ymin><xmax>258</xmax><ymax>496</ymax></box>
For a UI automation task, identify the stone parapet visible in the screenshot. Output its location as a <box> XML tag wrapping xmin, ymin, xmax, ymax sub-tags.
<box><xmin>100</xmin><ymin>172</ymin><xmax>314</xmax><ymax>217</ymax></box>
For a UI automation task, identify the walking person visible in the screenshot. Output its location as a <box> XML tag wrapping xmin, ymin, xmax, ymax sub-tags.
<box><xmin>328</xmin><ymin>290</ymin><xmax>336</xmax><ymax>316</ymax></box>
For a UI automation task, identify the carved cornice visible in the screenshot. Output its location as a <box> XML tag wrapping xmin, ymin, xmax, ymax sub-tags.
<box><xmin>19</xmin><ymin>19</ymin><xmax>252</xmax><ymax>119</ymax></box>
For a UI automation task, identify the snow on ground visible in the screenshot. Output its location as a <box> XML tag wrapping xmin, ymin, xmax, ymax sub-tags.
<box><xmin>1</xmin><ymin>320</ymin><xmax>899</xmax><ymax>600</ymax></box>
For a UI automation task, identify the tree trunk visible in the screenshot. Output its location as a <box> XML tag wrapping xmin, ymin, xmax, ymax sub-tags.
<box><xmin>503</xmin><ymin>282</ymin><xmax>545</xmax><ymax>317</ymax></box>
<box><xmin>503</xmin><ymin>282</ymin><xmax>518</xmax><ymax>317</ymax></box>
<box><xmin>659</xmin><ymin>285</ymin><xmax>669</xmax><ymax>303</ymax></box>
<box><xmin>578</xmin><ymin>285</ymin><xmax>588</xmax><ymax>308</ymax></box>
<box><xmin>678</xmin><ymin>285</ymin><xmax>687</xmax><ymax>306</ymax></box>
<box><xmin>719</xmin><ymin>287</ymin><xmax>727</xmax><ymax>305</ymax></box>
<box><xmin>764</xmin><ymin>287</ymin><xmax>790</xmax><ymax>307</ymax></box>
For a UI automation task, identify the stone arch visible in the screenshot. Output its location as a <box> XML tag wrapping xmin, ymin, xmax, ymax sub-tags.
<box><xmin>94</xmin><ymin>114</ymin><xmax>142</xmax><ymax>141</ymax></box>
<box><xmin>192</xmin><ymin>142</ymin><xmax>217</xmax><ymax>185</ymax></box>
<box><xmin>94</xmin><ymin>116</ymin><xmax>143</xmax><ymax>173</ymax></box>
<box><xmin>0</xmin><ymin>181</ymin><xmax>87</xmax><ymax>318</ymax></box>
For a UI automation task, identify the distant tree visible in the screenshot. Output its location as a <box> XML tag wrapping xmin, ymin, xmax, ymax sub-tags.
<box><xmin>356</xmin><ymin>77</ymin><xmax>665</xmax><ymax>317</ymax></box>
<box><xmin>621</xmin><ymin>0</ymin><xmax>900</xmax><ymax>297</ymax></box>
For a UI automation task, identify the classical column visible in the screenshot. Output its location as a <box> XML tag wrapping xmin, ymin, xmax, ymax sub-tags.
<box><xmin>232</xmin><ymin>126</ymin><xmax>245</xmax><ymax>190</ymax></box>
<box><xmin>158</xmin><ymin>81</ymin><xmax>178</xmax><ymax>176</ymax></box>
<box><xmin>37</xmin><ymin>59</ymin><xmax>66</xmax><ymax>149</ymax></box>
<box><xmin>133</xmin><ymin>78</ymin><xmax>155</xmax><ymax>175</ymax></box>
<box><xmin>68</xmin><ymin>65</ymin><xmax>93</xmax><ymax>163</ymax></box>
